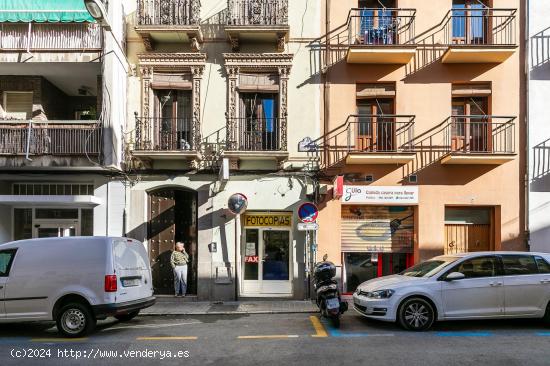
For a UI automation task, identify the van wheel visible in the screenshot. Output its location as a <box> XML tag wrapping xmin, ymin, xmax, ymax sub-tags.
<box><xmin>56</xmin><ymin>303</ymin><xmax>96</xmax><ymax>338</ymax></box>
<box><xmin>115</xmin><ymin>310</ymin><xmax>140</xmax><ymax>322</ymax></box>
<box><xmin>398</xmin><ymin>297</ymin><xmax>435</xmax><ymax>331</ymax></box>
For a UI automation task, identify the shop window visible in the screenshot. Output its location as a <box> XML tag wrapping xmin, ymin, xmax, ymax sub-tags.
<box><xmin>81</xmin><ymin>209</ymin><xmax>94</xmax><ymax>236</ymax></box>
<box><xmin>35</xmin><ymin>208</ymin><xmax>78</xmax><ymax>220</ymax></box>
<box><xmin>13</xmin><ymin>208</ymin><xmax>32</xmax><ymax>241</ymax></box>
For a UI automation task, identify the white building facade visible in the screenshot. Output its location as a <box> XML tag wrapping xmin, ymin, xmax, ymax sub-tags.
<box><xmin>528</xmin><ymin>0</ymin><xmax>550</xmax><ymax>252</ymax></box>
<box><xmin>0</xmin><ymin>0</ymin><xmax>127</xmax><ymax>242</ymax></box>
<box><xmin>124</xmin><ymin>0</ymin><xmax>321</xmax><ymax>300</ymax></box>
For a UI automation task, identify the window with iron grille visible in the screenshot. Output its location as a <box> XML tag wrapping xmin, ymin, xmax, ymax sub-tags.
<box><xmin>12</xmin><ymin>183</ymin><xmax>95</xmax><ymax>195</ymax></box>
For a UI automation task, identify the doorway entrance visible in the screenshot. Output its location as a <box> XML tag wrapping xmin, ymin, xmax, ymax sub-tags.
<box><xmin>241</xmin><ymin>227</ymin><xmax>292</xmax><ymax>296</ymax></box>
<box><xmin>148</xmin><ymin>188</ymin><xmax>197</xmax><ymax>295</ymax></box>
<box><xmin>444</xmin><ymin>207</ymin><xmax>494</xmax><ymax>254</ymax></box>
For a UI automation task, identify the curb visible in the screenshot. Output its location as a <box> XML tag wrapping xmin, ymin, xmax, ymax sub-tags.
<box><xmin>139</xmin><ymin>310</ymin><xmax>319</xmax><ymax>316</ymax></box>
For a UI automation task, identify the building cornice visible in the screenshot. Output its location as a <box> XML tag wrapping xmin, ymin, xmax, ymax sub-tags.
<box><xmin>223</xmin><ymin>53</ymin><xmax>294</xmax><ymax>72</ymax></box>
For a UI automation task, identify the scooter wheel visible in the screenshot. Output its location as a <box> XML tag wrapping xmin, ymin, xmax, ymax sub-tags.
<box><xmin>330</xmin><ymin>316</ymin><xmax>340</xmax><ymax>328</ymax></box>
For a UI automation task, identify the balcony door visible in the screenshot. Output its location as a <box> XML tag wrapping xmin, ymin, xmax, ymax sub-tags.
<box><xmin>358</xmin><ymin>1</ymin><xmax>397</xmax><ymax>45</ymax></box>
<box><xmin>452</xmin><ymin>0</ymin><xmax>491</xmax><ymax>45</ymax></box>
<box><xmin>451</xmin><ymin>97</ymin><xmax>490</xmax><ymax>153</ymax></box>
<box><xmin>356</xmin><ymin>98</ymin><xmax>395</xmax><ymax>152</ymax></box>
<box><xmin>154</xmin><ymin>89</ymin><xmax>192</xmax><ymax>150</ymax></box>
<box><xmin>239</xmin><ymin>93</ymin><xmax>279</xmax><ymax>151</ymax></box>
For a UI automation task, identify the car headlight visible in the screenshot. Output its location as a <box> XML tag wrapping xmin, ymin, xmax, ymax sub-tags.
<box><xmin>365</xmin><ymin>289</ymin><xmax>395</xmax><ymax>299</ymax></box>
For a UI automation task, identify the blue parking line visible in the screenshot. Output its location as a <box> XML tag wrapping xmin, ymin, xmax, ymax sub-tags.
<box><xmin>0</xmin><ymin>337</ymin><xmax>30</xmax><ymax>344</ymax></box>
<box><xmin>536</xmin><ymin>332</ymin><xmax>550</xmax><ymax>336</ymax></box>
<box><xmin>328</xmin><ymin>329</ymin><xmax>371</xmax><ymax>337</ymax></box>
<box><xmin>436</xmin><ymin>331</ymin><xmax>492</xmax><ymax>337</ymax></box>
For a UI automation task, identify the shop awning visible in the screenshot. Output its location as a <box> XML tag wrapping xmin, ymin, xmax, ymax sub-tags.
<box><xmin>0</xmin><ymin>0</ymin><xmax>95</xmax><ymax>23</ymax></box>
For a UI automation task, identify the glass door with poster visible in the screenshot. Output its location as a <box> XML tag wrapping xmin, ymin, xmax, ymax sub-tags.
<box><xmin>242</xmin><ymin>228</ymin><xmax>292</xmax><ymax>296</ymax></box>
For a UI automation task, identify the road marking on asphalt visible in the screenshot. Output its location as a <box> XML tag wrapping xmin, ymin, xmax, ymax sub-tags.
<box><xmin>309</xmin><ymin>316</ymin><xmax>328</xmax><ymax>337</ymax></box>
<box><xmin>31</xmin><ymin>338</ymin><xmax>88</xmax><ymax>342</ymax></box>
<box><xmin>136</xmin><ymin>336</ymin><xmax>198</xmax><ymax>341</ymax></box>
<box><xmin>536</xmin><ymin>332</ymin><xmax>550</xmax><ymax>336</ymax></box>
<box><xmin>104</xmin><ymin>321</ymin><xmax>202</xmax><ymax>331</ymax></box>
<box><xmin>237</xmin><ymin>335</ymin><xmax>299</xmax><ymax>339</ymax></box>
<box><xmin>436</xmin><ymin>331</ymin><xmax>492</xmax><ymax>337</ymax></box>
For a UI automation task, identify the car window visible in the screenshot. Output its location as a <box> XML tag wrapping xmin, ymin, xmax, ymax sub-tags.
<box><xmin>0</xmin><ymin>249</ymin><xmax>17</xmax><ymax>277</ymax></box>
<box><xmin>400</xmin><ymin>257</ymin><xmax>458</xmax><ymax>278</ymax></box>
<box><xmin>535</xmin><ymin>256</ymin><xmax>550</xmax><ymax>274</ymax></box>
<box><xmin>451</xmin><ymin>256</ymin><xmax>500</xmax><ymax>279</ymax></box>
<box><xmin>501</xmin><ymin>255</ymin><xmax>539</xmax><ymax>276</ymax></box>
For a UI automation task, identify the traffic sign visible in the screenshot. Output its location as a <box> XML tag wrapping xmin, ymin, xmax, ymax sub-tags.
<box><xmin>298</xmin><ymin>202</ymin><xmax>318</xmax><ymax>223</ymax></box>
<box><xmin>298</xmin><ymin>222</ymin><xmax>319</xmax><ymax>231</ymax></box>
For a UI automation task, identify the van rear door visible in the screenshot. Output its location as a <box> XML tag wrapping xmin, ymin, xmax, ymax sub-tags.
<box><xmin>0</xmin><ymin>249</ymin><xmax>17</xmax><ymax>318</ymax></box>
<box><xmin>112</xmin><ymin>239</ymin><xmax>153</xmax><ymax>304</ymax></box>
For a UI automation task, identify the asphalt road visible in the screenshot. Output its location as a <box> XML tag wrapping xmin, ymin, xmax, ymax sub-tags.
<box><xmin>0</xmin><ymin>311</ymin><xmax>549</xmax><ymax>366</ymax></box>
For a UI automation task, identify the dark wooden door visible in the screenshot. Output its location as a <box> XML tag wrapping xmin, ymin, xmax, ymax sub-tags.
<box><xmin>149</xmin><ymin>189</ymin><xmax>176</xmax><ymax>294</ymax></box>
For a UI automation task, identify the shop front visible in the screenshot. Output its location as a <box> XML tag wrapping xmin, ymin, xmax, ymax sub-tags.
<box><xmin>340</xmin><ymin>186</ymin><xmax>418</xmax><ymax>294</ymax></box>
<box><xmin>240</xmin><ymin>212</ymin><xmax>293</xmax><ymax>297</ymax></box>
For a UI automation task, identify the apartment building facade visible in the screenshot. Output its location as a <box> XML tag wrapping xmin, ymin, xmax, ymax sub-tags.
<box><xmin>315</xmin><ymin>0</ymin><xmax>526</xmax><ymax>295</ymax></box>
<box><xmin>0</xmin><ymin>0</ymin><xmax>127</xmax><ymax>242</ymax></box>
<box><xmin>527</xmin><ymin>0</ymin><xmax>550</xmax><ymax>252</ymax></box>
<box><xmin>124</xmin><ymin>0</ymin><xmax>321</xmax><ymax>300</ymax></box>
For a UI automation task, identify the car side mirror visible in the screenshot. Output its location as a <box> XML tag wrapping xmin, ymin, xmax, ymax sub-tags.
<box><xmin>445</xmin><ymin>272</ymin><xmax>466</xmax><ymax>281</ymax></box>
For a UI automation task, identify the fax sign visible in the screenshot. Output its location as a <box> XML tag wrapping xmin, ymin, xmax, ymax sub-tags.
<box><xmin>298</xmin><ymin>202</ymin><xmax>318</xmax><ymax>223</ymax></box>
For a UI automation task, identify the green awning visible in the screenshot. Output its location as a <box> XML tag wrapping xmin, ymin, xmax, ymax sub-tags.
<box><xmin>0</xmin><ymin>0</ymin><xmax>96</xmax><ymax>23</ymax></box>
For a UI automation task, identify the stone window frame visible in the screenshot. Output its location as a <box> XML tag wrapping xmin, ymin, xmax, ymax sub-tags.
<box><xmin>223</xmin><ymin>53</ymin><xmax>293</xmax><ymax>152</ymax></box>
<box><xmin>136</xmin><ymin>52</ymin><xmax>206</xmax><ymax>151</ymax></box>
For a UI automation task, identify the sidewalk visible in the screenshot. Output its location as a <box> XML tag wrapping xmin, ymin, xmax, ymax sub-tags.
<box><xmin>141</xmin><ymin>297</ymin><xmax>318</xmax><ymax>315</ymax></box>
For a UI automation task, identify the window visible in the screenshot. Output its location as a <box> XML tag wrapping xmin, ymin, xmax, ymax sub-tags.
<box><xmin>154</xmin><ymin>89</ymin><xmax>192</xmax><ymax>150</ymax></box>
<box><xmin>452</xmin><ymin>0</ymin><xmax>490</xmax><ymax>45</ymax></box>
<box><xmin>501</xmin><ymin>255</ymin><xmax>539</xmax><ymax>276</ymax></box>
<box><xmin>356</xmin><ymin>98</ymin><xmax>395</xmax><ymax>152</ymax></box>
<box><xmin>239</xmin><ymin>93</ymin><xmax>279</xmax><ymax>151</ymax></box>
<box><xmin>35</xmin><ymin>208</ymin><xmax>78</xmax><ymax>220</ymax></box>
<box><xmin>535</xmin><ymin>256</ymin><xmax>550</xmax><ymax>274</ymax></box>
<box><xmin>0</xmin><ymin>249</ymin><xmax>17</xmax><ymax>277</ymax></box>
<box><xmin>450</xmin><ymin>256</ymin><xmax>500</xmax><ymax>278</ymax></box>
<box><xmin>13</xmin><ymin>208</ymin><xmax>32</xmax><ymax>241</ymax></box>
<box><xmin>3</xmin><ymin>91</ymin><xmax>33</xmax><ymax>119</ymax></box>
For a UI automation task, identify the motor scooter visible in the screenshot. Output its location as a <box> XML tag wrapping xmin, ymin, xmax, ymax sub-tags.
<box><xmin>313</xmin><ymin>255</ymin><xmax>348</xmax><ymax>328</ymax></box>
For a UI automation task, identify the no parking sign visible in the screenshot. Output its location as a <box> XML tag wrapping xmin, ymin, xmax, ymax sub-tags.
<box><xmin>298</xmin><ymin>202</ymin><xmax>318</xmax><ymax>223</ymax></box>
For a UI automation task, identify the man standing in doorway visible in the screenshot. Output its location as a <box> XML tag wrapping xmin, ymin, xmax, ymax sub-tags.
<box><xmin>171</xmin><ymin>242</ymin><xmax>189</xmax><ymax>297</ymax></box>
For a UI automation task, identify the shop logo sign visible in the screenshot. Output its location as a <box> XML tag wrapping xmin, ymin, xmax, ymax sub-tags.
<box><xmin>342</xmin><ymin>186</ymin><xmax>419</xmax><ymax>204</ymax></box>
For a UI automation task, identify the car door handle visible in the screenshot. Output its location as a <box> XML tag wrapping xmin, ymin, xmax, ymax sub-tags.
<box><xmin>490</xmin><ymin>281</ymin><xmax>503</xmax><ymax>286</ymax></box>
<box><xmin>540</xmin><ymin>279</ymin><xmax>550</xmax><ymax>284</ymax></box>
<box><xmin>0</xmin><ymin>285</ymin><xmax>3</xmax><ymax>289</ymax></box>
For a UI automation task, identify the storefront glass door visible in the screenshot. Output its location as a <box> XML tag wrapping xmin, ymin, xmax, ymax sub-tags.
<box><xmin>242</xmin><ymin>228</ymin><xmax>292</xmax><ymax>296</ymax></box>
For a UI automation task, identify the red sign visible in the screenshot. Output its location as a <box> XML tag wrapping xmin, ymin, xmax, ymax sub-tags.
<box><xmin>333</xmin><ymin>175</ymin><xmax>344</xmax><ymax>199</ymax></box>
<box><xmin>245</xmin><ymin>256</ymin><xmax>259</xmax><ymax>263</ymax></box>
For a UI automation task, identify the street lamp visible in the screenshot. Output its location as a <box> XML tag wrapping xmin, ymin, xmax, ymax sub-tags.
<box><xmin>84</xmin><ymin>0</ymin><xmax>110</xmax><ymax>30</ymax></box>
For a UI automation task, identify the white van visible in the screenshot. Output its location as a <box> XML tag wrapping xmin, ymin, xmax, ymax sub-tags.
<box><xmin>0</xmin><ymin>236</ymin><xmax>155</xmax><ymax>337</ymax></box>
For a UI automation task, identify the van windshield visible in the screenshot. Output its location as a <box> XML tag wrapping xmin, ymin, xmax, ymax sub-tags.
<box><xmin>400</xmin><ymin>257</ymin><xmax>458</xmax><ymax>278</ymax></box>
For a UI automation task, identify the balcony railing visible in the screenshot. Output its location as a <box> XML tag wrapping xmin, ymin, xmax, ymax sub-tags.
<box><xmin>0</xmin><ymin>120</ymin><xmax>101</xmax><ymax>155</ymax></box>
<box><xmin>227</xmin><ymin>0</ymin><xmax>288</xmax><ymax>26</ymax></box>
<box><xmin>347</xmin><ymin>8</ymin><xmax>416</xmax><ymax>46</ymax></box>
<box><xmin>443</xmin><ymin>8</ymin><xmax>516</xmax><ymax>46</ymax></box>
<box><xmin>227</xmin><ymin>117</ymin><xmax>284</xmax><ymax>152</ymax></box>
<box><xmin>316</xmin><ymin>115</ymin><xmax>415</xmax><ymax>168</ymax></box>
<box><xmin>0</xmin><ymin>22</ymin><xmax>102</xmax><ymax>51</ymax></box>
<box><xmin>444</xmin><ymin>116</ymin><xmax>515</xmax><ymax>154</ymax></box>
<box><xmin>136</xmin><ymin>0</ymin><xmax>201</xmax><ymax>26</ymax></box>
<box><xmin>134</xmin><ymin>117</ymin><xmax>196</xmax><ymax>151</ymax></box>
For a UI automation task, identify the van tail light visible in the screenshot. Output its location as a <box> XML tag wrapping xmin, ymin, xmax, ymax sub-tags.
<box><xmin>104</xmin><ymin>275</ymin><xmax>117</xmax><ymax>292</ymax></box>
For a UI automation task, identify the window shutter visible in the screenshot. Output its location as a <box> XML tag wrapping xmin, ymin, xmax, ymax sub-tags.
<box><xmin>4</xmin><ymin>92</ymin><xmax>33</xmax><ymax>119</ymax></box>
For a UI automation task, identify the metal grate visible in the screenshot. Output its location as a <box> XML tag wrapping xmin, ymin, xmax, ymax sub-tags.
<box><xmin>12</xmin><ymin>183</ymin><xmax>94</xmax><ymax>196</ymax></box>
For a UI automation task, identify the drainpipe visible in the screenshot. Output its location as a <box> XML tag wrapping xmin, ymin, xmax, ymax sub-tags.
<box><xmin>323</xmin><ymin>0</ymin><xmax>331</xmax><ymax>167</ymax></box>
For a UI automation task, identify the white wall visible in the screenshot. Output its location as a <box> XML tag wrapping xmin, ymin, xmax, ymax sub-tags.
<box><xmin>528</xmin><ymin>0</ymin><xmax>550</xmax><ymax>252</ymax></box>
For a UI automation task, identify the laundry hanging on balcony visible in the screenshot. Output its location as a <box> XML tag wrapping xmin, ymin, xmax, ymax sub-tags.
<box><xmin>0</xmin><ymin>0</ymin><xmax>96</xmax><ymax>23</ymax></box>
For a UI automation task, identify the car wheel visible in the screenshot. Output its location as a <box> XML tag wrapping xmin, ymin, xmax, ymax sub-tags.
<box><xmin>115</xmin><ymin>310</ymin><xmax>140</xmax><ymax>322</ymax></box>
<box><xmin>56</xmin><ymin>302</ymin><xmax>96</xmax><ymax>338</ymax></box>
<box><xmin>398</xmin><ymin>297</ymin><xmax>435</xmax><ymax>331</ymax></box>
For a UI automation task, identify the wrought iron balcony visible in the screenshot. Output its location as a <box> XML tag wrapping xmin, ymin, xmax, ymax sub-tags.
<box><xmin>0</xmin><ymin>22</ymin><xmax>102</xmax><ymax>51</ymax></box>
<box><xmin>316</xmin><ymin>115</ymin><xmax>415</xmax><ymax>168</ymax></box>
<box><xmin>440</xmin><ymin>116</ymin><xmax>515</xmax><ymax>164</ymax></box>
<box><xmin>0</xmin><ymin>120</ymin><xmax>101</xmax><ymax>156</ymax></box>
<box><xmin>438</xmin><ymin>8</ymin><xmax>517</xmax><ymax>63</ymax></box>
<box><xmin>135</xmin><ymin>0</ymin><xmax>202</xmax><ymax>50</ymax></box>
<box><xmin>225</xmin><ymin>0</ymin><xmax>289</xmax><ymax>51</ymax></box>
<box><xmin>226</xmin><ymin>117</ymin><xmax>286</xmax><ymax>154</ymax></box>
<box><xmin>134</xmin><ymin>116</ymin><xmax>198</xmax><ymax>158</ymax></box>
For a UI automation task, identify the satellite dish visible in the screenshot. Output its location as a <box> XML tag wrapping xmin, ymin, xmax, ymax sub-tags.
<box><xmin>228</xmin><ymin>193</ymin><xmax>248</xmax><ymax>215</ymax></box>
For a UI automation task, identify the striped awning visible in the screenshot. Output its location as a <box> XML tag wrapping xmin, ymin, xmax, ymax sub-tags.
<box><xmin>0</xmin><ymin>0</ymin><xmax>95</xmax><ymax>23</ymax></box>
